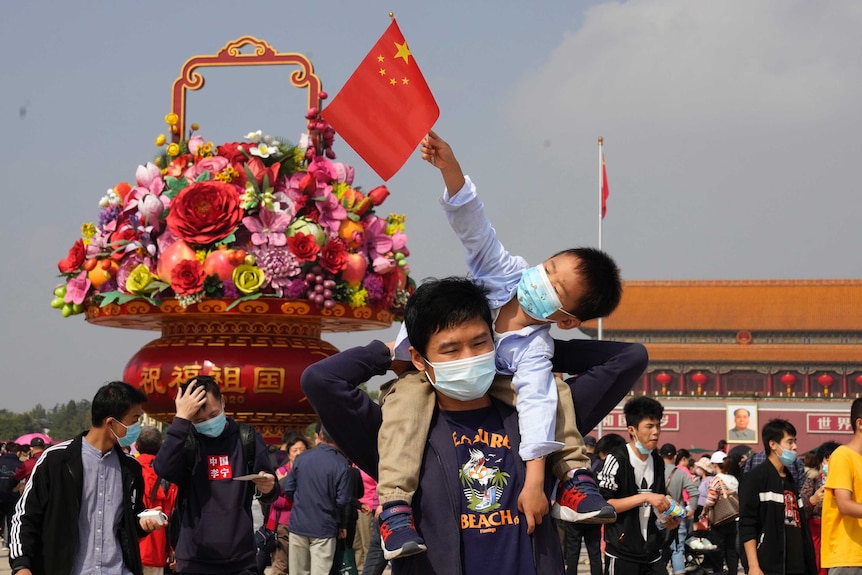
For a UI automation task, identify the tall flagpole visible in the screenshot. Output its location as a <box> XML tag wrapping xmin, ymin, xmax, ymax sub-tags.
<box><xmin>597</xmin><ymin>137</ymin><xmax>604</xmax><ymax>342</ymax></box>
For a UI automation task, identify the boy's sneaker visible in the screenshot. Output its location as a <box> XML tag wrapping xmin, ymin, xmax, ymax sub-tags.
<box><xmin>550</xmin><ymin>468</ymin><xmax>616</xmax><ymax>524</ymax></box>
<box><xmin>379</xmin><ymin>501</ymin><xmax>427</xmax><ymax>560</ymax></box>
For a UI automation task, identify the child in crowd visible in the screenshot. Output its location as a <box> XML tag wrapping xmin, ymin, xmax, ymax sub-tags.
<box><xmin>377</xmin><ymin>130</ymin><xmax>623</xmax><ymax>559</ymax></box>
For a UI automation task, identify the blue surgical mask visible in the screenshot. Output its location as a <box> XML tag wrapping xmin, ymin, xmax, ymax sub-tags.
<box><xmin>635</xmin><ymin>439</ymin><xmax>653</xmax><ymax>456</ymax></box>
<box><xmin>425</xmin><ymin>350</ymin><xmax>497</xmax><ymax>402</ymax></box>
<box><xmin>822</xmin><ymin>462</ymin><xmax>829</xmax><ymax>477</ymax></box>
<box><xmin>777</xmin><ymin>447</ymin><xmax>797</xmax><ymax>467</ymax></box>
<box><xmin>194</xmin><ymin>412</ymin><xmax>227</xmax><ymax>438</ymax></box>
<box><xmin>517</xmin><ymin>264</ymin><xmax>574</xmax><ymax>322</ymax></box>
<box><xmin>112</xmin><ymin>420</ymin><xmax>141</xmax><ymax>448</ymax></box>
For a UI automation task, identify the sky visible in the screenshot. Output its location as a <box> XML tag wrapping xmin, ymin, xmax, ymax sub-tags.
<box><xmin>1</xmin><ymin>1</ymin><xmax>860</xmax><ymax>413</ymax></box>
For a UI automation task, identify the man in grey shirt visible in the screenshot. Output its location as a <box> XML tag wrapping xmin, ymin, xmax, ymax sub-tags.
<box><xmin>9</xmin><ymin>382</ymin><xmax>163</xmax><ymax>575</ymax></box>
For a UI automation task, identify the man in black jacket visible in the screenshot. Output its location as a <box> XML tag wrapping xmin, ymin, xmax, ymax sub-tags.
<box><xmin>8</xmin><ymin>381</ymin><xmax>163</xmax><ymax>575</ymax></box>
<box><xmin>597</xmin><ymin>396</ymin><xmax>680</xmax><ymax>574</ymax></box>
<box><xmin>738</xmin><ymin>418</ymin><xmax>816</xmax><ymax>575</ymax></box>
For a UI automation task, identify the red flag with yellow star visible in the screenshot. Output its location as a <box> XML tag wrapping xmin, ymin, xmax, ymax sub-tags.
<box><xmin>322</xmin><ymin>19</ymin><xmax>439</xmax><ymax>181</ymax></box>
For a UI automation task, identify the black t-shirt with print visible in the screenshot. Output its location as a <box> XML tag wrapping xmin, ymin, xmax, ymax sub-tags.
<box><xmin>441</xmin><ymin>406</ymin><xmax>535</xmax><ymax>575</ymax></box>
<box><xmin>782</xmin><ymin>472</ymin><xmax>805</xmax><ymax>575</ymax></box>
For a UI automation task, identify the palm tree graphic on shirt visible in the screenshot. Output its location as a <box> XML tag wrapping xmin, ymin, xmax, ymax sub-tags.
<box><xmin>459</xmin><ymin>448</ymin><xmax>510</xmax><ymax>512</ymax></box>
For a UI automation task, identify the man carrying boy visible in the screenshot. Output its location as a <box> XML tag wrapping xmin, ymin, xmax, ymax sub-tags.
<box><xmin>597</xmin><ymin>396</ymin><xmax>680</xmax><ymax>574</ymax></box>
<box><xmin>738</xmin><ymin>419</ymin><xmax>816</xmax><ymax>575</ymax></box>
<box><xmin>378</xmin><ymin>131</ymin><xmax>623</xmax><ymax>558</ymax></box>
<box><xmin>302</xmin><ymin>277</ymin><xmax>648</xmax><ymax>575</ymax></box>
<box><xmin>821</xmin><ymin>398</ymin><xmax>862</xmax><ymax>573</ymax></box>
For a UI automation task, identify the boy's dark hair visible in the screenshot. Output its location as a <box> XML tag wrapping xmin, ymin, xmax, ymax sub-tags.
<box><xmin>136</xmin><ymin>426</ymin><xmax>163</xmax><ymax>455</ymax></box>
<box><xmin>852</xmin><ymin>398</ymin><xmax>862</xmax><ymax>431</ymax></box>
<box><xmin>5</xmin><ymin>443</ymin><xmax>19</xmax><ymax>455</ymax></box>
<box><xmin>403</xmin><ymin>277</ymin><xmax>493</xmax><ymax>357</ymax></box>
<box><xmin>91</xmin><ymin>381</ymin><xmax>148</xmax><ymax>426</ymax></box>
<box><xmin>815</xmin><ymin>440</ymin><xmax>841</xmax><ymax>465</ymax></box>
<box><xmin>675</xmin><ymin>448</ymin><xmax>691</xmax><ymax>465</ymax></box>
<box><xmin>314</xmin><ymin>422</ymin><xmax>335</xmax><ymax>444</ymax></box>
<box><xmin>624</xmin><ymin>396</ymin><xmax>664</xmax><ymax>429</ymax></box>
<box><xmin>553</xmin><ymin>247</ymin><xmax>622</xmax><ymax>321</ymax></box>
<box><xmin>762</xmin><ymin>418</ymin><xmax>796</xmax><ymax>453</ymax></box>
<box><xmin>180</xmin><ymin>376</ymin><xmax>222</xmax><ymax>399</ymax></box>
<box><xmin>595</xmin><ymin>433</ymin><xmax>626</xmax><ymax>457</ymax></box>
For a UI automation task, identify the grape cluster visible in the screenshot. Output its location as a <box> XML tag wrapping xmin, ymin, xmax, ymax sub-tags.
<box><xmin>304</xmin><ymin>266</ymin><xmax>336</xmax><ymax>309</ymax></box>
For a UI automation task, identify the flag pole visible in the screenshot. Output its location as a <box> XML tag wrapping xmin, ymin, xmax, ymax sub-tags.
<box><xmin>597</xmin><ymin>137</ymin><xmax>604</xmax><ymax>342</ymax></box>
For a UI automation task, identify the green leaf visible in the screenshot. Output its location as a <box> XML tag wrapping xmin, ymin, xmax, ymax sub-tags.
<box><xmin>347</xmin><ymin>212</ymin><xmax>360</xmax><ymax>222</ymax></box>
<box><xmin>194</xmin><ymin>171</ymin><xmax>211</xmax><ymax>183</ymax></box>
<box><xmin>262</xmin><ymin>173</ymin><xmax>270</xmax><ymax>192</ymax></box>
<box><xmin>225</xmin><ymin>292</ymin><xmax>263</xmax><ymax>311</ymax></box>
<box><xmin>244</xmin><ymin>165</ymin><xmax>260</xmax><ymax>193</ymax></box>
<box><xmin>217</xmin><ymin>230</ymin><xmax>237</xmax><ymax>246</ymax></box>
<box><xmin>98</xmin><ymin>291</ymin><xmax>140</xmax><ymax>307</ymax></box>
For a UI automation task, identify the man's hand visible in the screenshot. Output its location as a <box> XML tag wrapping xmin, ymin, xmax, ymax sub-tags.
<box><xmin>360</xmin><ymin>503</ymin><xmax>372</xmax><ymax>515</ymax></box>
<box><xmin>810</xmin><ymin>485</ymin><xmax>825</xmax><ymax>507</ymax></box>
<box><xmin>251</xmin><ymin>472</ymin><xmax>276</xmax><ymax>494</ymax></box>
<box><xmin>138</xmin><ymin>506</ymin><xmax>166</xmax><ymax>533</ymax></box>
<box><xmin>517</xmin><ymin>483</ymin><xmax>549</xmax><ymax>535</ymax></box>
<box><xmin>337</xmin><ymin>528</ymin><xmax>347</xmax><ymax>539</ymax></box>
<box><xmin>643</xmin><ymin>492</ymin><xmax>671</xmax><ymax>513</ymax></box>
<box><xmin>420</xmin><ymin>131</ymin><xmax>465</xmax><ymax>194</ymax></box>
<box><xmin>663</xmin><ymin>515</ymin><xmax>681</xmax><ymax>531</ymax></box>
<box><xmin>174</xmin><ymin>380</ymin><xmax>207</xmax><ymax>421</ymax></box>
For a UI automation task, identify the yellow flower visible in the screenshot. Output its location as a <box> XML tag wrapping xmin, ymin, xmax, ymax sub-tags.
<box><xmin>195</xmin><ymin>250</ymin><xmax>207</xmax><ymax>264</ymax></box>
<box><xmin>155</xmin><ymin>134</ymin><xmax>167</xmax><ymax>147</ymax></box>
<box><xmin>232</xmin><ymin>264</ymin><xmax>266</xmax><ymax>295</ymax></box>
<box><xmin>386</xmin><ymin>213</ymin><xmax>406</xmax><ymax>235</ymax></box>
<box><xmin>215</xmin><ymin>165</ymin><xmax>239</xmax><ymax>183</ymax></box>
<box><xmin>165</xmin><ymin>113</ymin><xmax>179</xmax><ymax>126</ymax></box>
<box><xmin>348</xmin><ymin>288</ymin><xmax>368</xmax><ymax>309</ymax></box>
<box><xmin>166</xmin><ymin>143</ymin><xmax>180</xmax><ymax>157</ymax></box>
<box><xmin>81</xmin><ymin>222</ymin><xmax>97</xmax><ymax>238</ymax></box>
<box><xmin>126</xmin><ymin>264</ymin><xmax>156</xmax><ymax>295</ymax></box>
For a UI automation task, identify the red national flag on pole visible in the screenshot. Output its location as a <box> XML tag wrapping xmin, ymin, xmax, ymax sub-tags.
<box><xmin>601</xmin><ymin>151</ymin><xmax>610</xmax><ymax>219</ymax></box>
<box><xmin>322</xmin><ymin>19</ymin><xmax>439</xmax><ymax>181</ymax></box>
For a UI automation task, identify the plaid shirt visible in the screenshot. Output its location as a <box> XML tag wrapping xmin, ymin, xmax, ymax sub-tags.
<box><xmin>743</xmin><ymin>450</ymin><xmax>805</xmax><ymax>492</ymax></box>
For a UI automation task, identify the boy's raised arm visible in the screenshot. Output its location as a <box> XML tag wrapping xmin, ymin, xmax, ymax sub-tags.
<box><xmin>421</xmin><ymin>130</ymin><xmax>465</xmax><ymax>195</ymax></box>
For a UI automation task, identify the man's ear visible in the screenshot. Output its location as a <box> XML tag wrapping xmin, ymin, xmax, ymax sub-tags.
<box><xmin>408</xmin><ymin>346</ymin><xmax>427</xmax><ymax>372</ymax></box>
<box><xmin>557</xmin><ymin>316</ymin><xmax>581</xmax><ymax>330</ymax></box>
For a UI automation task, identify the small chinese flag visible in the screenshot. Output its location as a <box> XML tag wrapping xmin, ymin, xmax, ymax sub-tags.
<box><xmin>322</xmin><ymin>19</ymin><xmax>439</xmax><ymax>181</ymax></box>
<box><xmin>601</xmin><ymin>151</ymin><xmax>610</xmax><ymax>219</ymax></box>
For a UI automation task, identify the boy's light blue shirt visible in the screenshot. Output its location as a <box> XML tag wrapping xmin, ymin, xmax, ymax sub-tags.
<box><xmin>394</xmin><ymin>176</ymin><xmax>563</xmax><ymax>461</ymax></box>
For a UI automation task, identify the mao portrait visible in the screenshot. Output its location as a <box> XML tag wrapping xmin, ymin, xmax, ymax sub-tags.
<box><xmin>727</xmin><ymin>404</ymin><xmax>758</xmax><ymax>443</ymax></box>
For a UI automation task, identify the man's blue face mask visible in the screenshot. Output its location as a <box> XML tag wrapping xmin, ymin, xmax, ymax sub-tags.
<box><xmin>194</xmin><ymin>411</ymin><xmax>227</xmax><ymax>438</ymax></box>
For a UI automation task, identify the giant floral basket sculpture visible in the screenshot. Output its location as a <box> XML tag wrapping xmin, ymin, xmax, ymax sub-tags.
<box><xmin>51</xmin><ymin>38</ymin><xmax>413</xmax><ymax>440</ymax></box>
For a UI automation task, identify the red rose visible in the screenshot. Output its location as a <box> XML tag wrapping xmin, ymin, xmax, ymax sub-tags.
<box><xmin>166</xmin><ymin>154</ymin><xmax>195</xmax><ymax>178</ymax></box>
<box><xmin>170</xmin><ymin>259</ymin><xmax>206</xmax><ymax>296</ymax></box>
<box><xmin>58</xmin><ymin>239</ymin><xmax>86</xmax><ymax>274</ymax></box>
<box><xmin>367</xmin><ymin>185</ymin><xmax>390</xmax><ymax>206</ymax></box>
<box><xmin>246</xmin><ymin>157</ymin><xmax>280</xmax><ymax>189</ymax></box>
<box><xmin>217</xmin><ymin>142</ymin><xmax>251</xmax><ymax>165</ymax></box>
<box><xmin>166</xmin><ymin>181</ymin><xmax>244</xmax><ymax>245</ymax></box>
<box><xmin>109</xmin><ymin>227</ymin><xmax>138</xmax><ymax>261</ymax></box>
<box><xmin>320</xmin><ymin>239</ymin><xmax>348</xmax><ymax>274</ymax></box>
<box><xmin>287</xmin><ymin>232</ymin><xmax>320</xmax><ymax>262</ymax></box>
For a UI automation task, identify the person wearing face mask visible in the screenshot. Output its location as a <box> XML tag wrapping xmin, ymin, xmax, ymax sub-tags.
<box><xmin>596</xmin><ymin>396</ymin><xmax>680</xmax><ymax>574</ymax></box>
<box><xmin>153</xmin><ymin>377</ymin><xmax>277</xmax><ymax>575</ymax></box>
<box><xmin>302</xmin><ymin>277</ymin><xmax>647</xmax><ymax>575</ymax></box>
<box><xmin>8</xmin><ymin>381</ymin><xmax>163</xmax><ymax>575</ymax></box>
<box><xmin>800</xmin><ymin>440</ymin><xmax>840</xmax><ymax>575</ymax></box>
<box><xmin>739</xmin><ymin>418</ymin><xmax>817</xmax><ymax>575</ymax></box>
<box><xmin>377</xmin><ymin>131</ymin><xmax>628</xmax><ymax>560</ymax></box>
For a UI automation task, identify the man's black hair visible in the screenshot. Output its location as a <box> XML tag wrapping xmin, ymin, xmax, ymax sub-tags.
<box><xmin>314</xmin><ymin>421</ymin><xmax>335</xmax><ymax>444</ymax></box>
<box><xmin>403</xmin><ymin>277</ymin><xmax>493</xmax><ymax>357</ymax></box>
<box><xmin>624</xmin><ymin>396</ymin><xmax>664</xmax><ymax>429</ymax></box>
<box><xmin>179</xmin><ymin>375</ymin><xmax>222</xmax><ymax>400</ymax></box>
<box><xmin>4</xmin><ymin>443</ymin><xmax>19</xmax><ymax>455</ymax></box>
<box><xmin>852</xmin><ymin>398</ymin><xmax>862</xmax><ymax>432</ymax></box>
<box><xmin>595</xmin><ymin>433</ymin><xmax>626</xmax><ymax>457</ymax></box>
<box><xmin>91</xmin><ymin>381</ymin><xmax>147</xmax><ymax>426</ymax></box>
<box><xmin>136</xmin><ymin>426</ymin><xmax>163</xmax><ymax>455</ymax></box>
<box><xmin>552</xmin><ymin>247</ymin><xmax>622</xmax><ymax>321</ymax></box>
<box><xmin>762</xmin><ymin>418</ymin><xmax>796</xmax><ymax>453</ymax></box>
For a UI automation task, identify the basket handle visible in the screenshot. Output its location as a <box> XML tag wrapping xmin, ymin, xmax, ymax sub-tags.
<box><xmin>170</xmin><ymin>36</ymin><xmax>322</xmax><ymax>142</ymax></box>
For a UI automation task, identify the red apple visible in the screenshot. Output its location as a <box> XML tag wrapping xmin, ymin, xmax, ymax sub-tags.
<box><xmin>156</xmin><ymin>240</ymin><xmax>196</xmax><ymax>281</ymax></box>
<box><xmin>340</xmin><ymin>253</ymin><xmax>367</xmax><ymax>285</ymax></box>
<box><xmin>203</xmin><ymin>250</ymin><xmax>238</xmax><ymax>282</ymax></box>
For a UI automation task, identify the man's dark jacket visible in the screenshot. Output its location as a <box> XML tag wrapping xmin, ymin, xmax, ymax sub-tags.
<box><xmin>301</xmin><ymin>338</ymin><xmax>648</xmax><ymax>575</ymax></box>
<box><xmin>738</xmin><ymin>459</ymin><xmax>817</xmax><ymax>575</ymax></box>
<box><xmin>8</xmin><ymin>433</ymin><xmax>147</xmax><ymax>575</ymax></box>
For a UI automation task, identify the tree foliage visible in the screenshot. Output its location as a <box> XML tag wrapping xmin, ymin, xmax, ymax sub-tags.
<box><xmin>0</xmin><ymin>400</ymin><xmax>91</xmax><ymax>443</ymax></box>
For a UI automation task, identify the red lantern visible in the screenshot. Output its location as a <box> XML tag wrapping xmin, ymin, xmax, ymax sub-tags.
<box><xmin>856</xmin><ymin>374</ymin><xmax>862</xmax><ymax>387</ymax></box>
<box><xmin>656</xmin><ymin>372</ymin><xmax>672</xmax><ymax>395</ymax></box>
<box><xmin>817</xmin><ymin>373</ymin><xmax>834</xmax><ymax>397</ymax></box>
<box><xmin>692</xmin><ymin>372</ymin><xmax>707</xmax><ymax>395</ymax></box>
<box><xmin>780</xmin><ymin>372</ymin><xmax>796</xmax><ymax>395</ymax></box>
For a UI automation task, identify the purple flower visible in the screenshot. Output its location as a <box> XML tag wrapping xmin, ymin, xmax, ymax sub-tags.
<box><xmin>243</xmin><ymin>209</ymin><xmax>292</xmax><ymax>246</ymax></box>
<box><xmin>362</xmin><ymin>216</ymin><xmax>394</xmax><ymax>260</ymax></box>
<box><xmin>64</xmin><ymin>272</ymin><xmax>92</xmax><ymax>305</ymax></box>
<box><xmin>253</xmin><ymin>245</ymin><xmax>301</xmax><ymax>296</ymax></box>
<box><xmin>223</xmin><ymin>280</ymin><xmax>240</xmax><ymax>299</ymax></box>
<box><xmin>362</xmin><ymin>274</ymin><xmax>385</xmax><ymax>302</ymax></box>
<box><xmin>283</xmin><ymin>277</ymin><xmax>308</xmax><ymax>300</ymax></box>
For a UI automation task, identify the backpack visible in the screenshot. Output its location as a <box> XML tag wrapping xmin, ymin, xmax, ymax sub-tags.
<box><xmin>168</xmin><ymin>423</ymin><xmax>257</xmax><ymax>549</ymax></box>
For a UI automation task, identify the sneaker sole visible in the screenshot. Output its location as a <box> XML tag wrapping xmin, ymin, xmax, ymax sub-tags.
<box><xmin>382</xmin><ymin>540</ymin><xmax>428</xmax><ymax>561</ymax></box>
<box><xmin>550</xmin><ymin>503</ymin><xmax>617</xmax><ymax>524</ymax></box>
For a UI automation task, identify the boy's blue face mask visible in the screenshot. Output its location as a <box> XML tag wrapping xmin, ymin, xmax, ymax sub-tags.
<box><xmin>516</xmin><ymin>264</ymin><xmax>576</xmax><ymax>322</ymax></box>
<box><xmin>111</xmin><ymin>420</ymin><xmax>141</xmax><ymax>448</ymax></box>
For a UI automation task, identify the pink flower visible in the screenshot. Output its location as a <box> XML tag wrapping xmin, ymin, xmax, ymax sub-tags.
<box><xmin>330</xmin><ymin>162</ymin><xmax>354</xmax><ymax>185</ymax></box>
<box><xmin>313</xmin><ymin>188</ymin><xmax>347</xmax><ymax>236</ymax></box>
<box><xmin>125</xmin><ymin>162</ymin><xmax>169</xmax><ymax>229</ymax></box>
<box><xmin>243</xmin><ymin>209</ymin><xmax>292</xmax><ymax>246</ymax></box>
<box><xmin>184</xmin><ymin>156</ymin><xmax>229</xmax><ymax>181</ymax></box>
<box><xmin>188</xmin><ymin>135</ymin><xmax>206</xmax><ymax>156</ymax></box>
<box><xmin>361</xmin><ymin>217</ymin><xmax>394</xmax><ymax>259</ymax></box>
<box><xmin>64</xmin><ymin>271</ymin><xmax>92</xmax><ymax>305</ymax></box>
